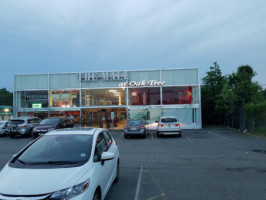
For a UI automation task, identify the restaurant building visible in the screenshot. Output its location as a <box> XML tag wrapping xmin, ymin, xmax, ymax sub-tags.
<box><xmin>13</xmin><ymin>68</ymin><xmax>202</xmax><ymax>129</ymax></box>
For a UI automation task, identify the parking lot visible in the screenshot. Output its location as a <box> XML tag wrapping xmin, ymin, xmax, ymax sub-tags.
<box><xmin>1</xmin><ymin>128</ymin><xmax>266</xmax><ymax>200</ymax></box>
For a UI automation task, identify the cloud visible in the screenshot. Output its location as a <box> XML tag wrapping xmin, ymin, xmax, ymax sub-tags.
<box><xmin>0</xmin><ymin>0</ymin><xmax>266</xmax><ymax>90</ymax></box>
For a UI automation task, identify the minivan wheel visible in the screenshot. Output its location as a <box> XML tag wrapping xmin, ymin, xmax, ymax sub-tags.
<box><xmin>93</xmin><ymin>189</ymin><xmax>101</xmax><ymax>200</ymax></box>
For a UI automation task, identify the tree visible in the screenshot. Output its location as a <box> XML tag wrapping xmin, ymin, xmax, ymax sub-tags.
<box><xmin>227</xmin><ymin>65</ymin><xmax>263</xmax><ymax>131</ymax></box>
<box><xmin>0</xmin><ymin>88</ymin><xmax>13</xmax><ymax>106</ymax></box>
<box><xmin>201</xmin><ymin>62</ymin><xmax>226</xmax><ymax>125</ymax></box>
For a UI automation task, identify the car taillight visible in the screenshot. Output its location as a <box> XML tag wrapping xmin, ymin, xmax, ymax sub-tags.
<box><xmin>139</xmin><ymin>126</ymin><xmax>144</xmax><ymax>129</ymax></box>
<box><xmin>19</xmin><ymin>125</ymin><xmax>27</xmax><ymax>128</ymax></box>
<box><xmin>175</xmin><ymin>123</ymin><xmax>180</xmax><ymax>127</ymax></box>
<box><xmin>124</xmin><ymin>126</ymin><xmax>129</xmax><ymax>129</ymax></box>
<box><xmin>158</xmin><ymin>124</ymin><xmax>164</xmax><ymax>127</ymax></box>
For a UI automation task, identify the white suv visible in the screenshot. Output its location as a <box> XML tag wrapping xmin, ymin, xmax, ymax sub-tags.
<box><xmin>157</xmin><ymin>116</ymin><xmax>181</xmax><ymax>137</ymax></box>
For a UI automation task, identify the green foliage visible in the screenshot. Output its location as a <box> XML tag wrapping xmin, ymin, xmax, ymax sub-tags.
<box><xmin>0</xmin><ymin>88</ymin><xmax>13</xmax><ymax>106</ymax></box>
<box><xmin>228</xmin><ymin>65</ymin><xmax>257</xmax><ymax>107</ymax></box>
<box><xmin>201</xmin><ymin>62</ymin><xmax>226</xmax><ymax>125</ymax></box>
<box><xmin>202</xmin><ymin>64</ymin><xmax>266</xmax><ymax>131</ymax></box>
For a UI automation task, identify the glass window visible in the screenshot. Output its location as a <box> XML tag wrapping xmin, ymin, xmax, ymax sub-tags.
<box><xmin>50</xmin><ymin>90</ymin><xmax>80</xmax><ymax>108</ymax></box>
<box><xmin>103</xmin><ymin>131</ymin><xmax>112</xmax><ymax>149</ymax></box>
<box><xmin>17</xmin><ymin>91</ymin><xmax>48</xmax><ymax>108</ymax></box>
<box><xmin>82</xmin><ymin>89</ymin><xmax>125</xmax><ymax>106</ymax></box>
<box><xmin>15</xmin><ymin>135</ymin><xmax>92</xmax><ymax>167</ymax></box>
<box><xmin>161</xmin><ymin>118</ymin><xmax>177</xmax><ymax>123</ymax></box>
<box><xmin>162</xmin><ymin>86</ymin><xmax>192</xmax><ymax>105</ymax></box>
<box><xmin>94</xmin><ymin>133</ymin><xmax>107</xmax><ymax>162</ymax></box>
<box><xmin>129</xmin><ymin>88</ymin><xmax>160</xmax><ymax>105</ymax></box>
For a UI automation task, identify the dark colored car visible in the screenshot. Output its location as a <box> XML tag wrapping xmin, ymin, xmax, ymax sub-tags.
<box><xmin>6</xmin><ymin>117</ymin><xmax>41</xmax><ymax>138</ymax></box>
<box><xmin>124</xmin><ymin>119</ymin><xmax>147</xmax><ymax>138</ymax></box>
<box><xmin>31</xmin><ymin>117</ymin><xmax>74</xmax><ymax>138</ymax></box>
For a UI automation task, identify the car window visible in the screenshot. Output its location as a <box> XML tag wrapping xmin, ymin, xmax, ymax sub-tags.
<box><xmin>94</xmin><ymin>133</ymin><xmax>107</xmax><ymax>162</ymax></box>
<box><xmin>103</xmin><ymin>131</ymin><xmax>112</xmax><ymax>149</ymax></box>
<box><xmin>9</xmin><ymin>120</ymin><xmax>24</xmax><ymax>125</ymax></box>
<box><xmin>40</xmin><ymin>118</ymin><xmax>60</xmax><ymax>125</ymax></box>
<box><xmin>16</xmin><ymin>134</ymin><xmax>92</xmax><ymax>167</ymax></box>
<box><xmin>161</xmin><ymin>118</ymin><xmax>177</xmax><ymax>123</ymax></box>
<box><xmin>128</xmin><ymin>120</ymin><xmax>143</xmax><ymax>126</ymax></box>
<box><xmin>28</xmin><ymin>119</ymin><xmax>36</xmax><ymax>124</ymax></box>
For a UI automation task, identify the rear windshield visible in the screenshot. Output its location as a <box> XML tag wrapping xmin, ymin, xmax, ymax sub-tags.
<box><xmin>127</xmin><ymin>120</ymin><xmax>144</xmax><ymax>126</ymax></box>
<box><xmin>9</xmin><ymin>120</ymin><xmax>24</xmax><ymax>125</ymax></box>
<box><xmin>161</xmin><ymin>118</ymin><xmax>177</xmax><ymax>123</ymax></box>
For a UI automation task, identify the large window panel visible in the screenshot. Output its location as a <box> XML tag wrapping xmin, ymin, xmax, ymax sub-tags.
<box><xmin>129</xmin><ymin>88</ymin><xmax>160</xmax><ymax>105</ymax></box>
<box><xmin>17</xmin><ymin>91</ymin><xmax>49</xmax><ymax>108</ymax></box>
<box><xmin>81</xmin><ymin>89</ymin><xmax>125</xmax><ymax>106</ymax></box>
<box><xmin>50</xmin><ymin>90</ymin><xmax>80</xmax><ymax>107</ymax></box>
<box><xmin>163</xmin><ymin>86</ymin><xmax>192</xmax><ymax>104</ymax></box>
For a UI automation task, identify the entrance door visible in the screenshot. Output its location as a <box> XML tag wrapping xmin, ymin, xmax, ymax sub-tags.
<box><xmin>82</xmin><ymin>108</ymin><xmax>127</xmax><ymax>129</ymax></box>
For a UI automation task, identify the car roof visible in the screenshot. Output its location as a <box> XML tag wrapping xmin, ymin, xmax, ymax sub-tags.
<box><xmin>160</xmin><ymin>116</ymin><xmax>177</xmax><ymax>119</ymax></box>
<box><xmin>45</xmin><ymin>127</ymin><xmax>102</xmax><ymax>136</ymax></box>
<box><xmin>11</xmin><ymin>117</ymin><xmax>39</xmax><ymax>120</ymax></box>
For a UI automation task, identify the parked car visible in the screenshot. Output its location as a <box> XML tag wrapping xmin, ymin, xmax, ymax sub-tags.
<box><xmin>124</xmin><ymin>119</ymin><xmax>147</xmax><ymax>138</ymax></box>
<box><xmin>31</xmin><ymin>117</ymin><xmax>74</xmax><ymax>138</ymax></box>
<box><xmin>0</xmin><ymin>120</ymin><xmax>8</xmax><ymax>136</ymax></box>
<box><xmin>0</xmin><ymin>128</ymin><xmax>119</xmax><ymax>200</ymax></box>
<box><xmin>5</xmin><ymin>117</ymin><xmax>41</xmax><ymax>138</ymax></box>
<box><xmin>157</xmin><ymin>116</ymin><xmax>181</xmax><ymax>137</ymax></box>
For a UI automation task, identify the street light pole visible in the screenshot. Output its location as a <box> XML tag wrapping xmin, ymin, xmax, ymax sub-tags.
<box><xmin>4</xmin><ymin>108</ymin><xmax>10</xmax><ymax>120</ymax></box>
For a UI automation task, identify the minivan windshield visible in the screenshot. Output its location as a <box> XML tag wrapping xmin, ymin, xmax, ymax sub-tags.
<box><xmin>13</xmin><ymin>134</ymin><xmax>92</xmax><ymax>168</ymax></box>
<box><xmin>40</xmin><ymin>118</ymin><xmax>60</xmax><ymax>125</ymax></box>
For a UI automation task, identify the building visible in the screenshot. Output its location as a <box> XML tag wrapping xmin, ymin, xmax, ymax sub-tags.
<box><xmin>13</xmin><ymin>68</ymin><xmax>202</xmax><ymax>129</ymax></box>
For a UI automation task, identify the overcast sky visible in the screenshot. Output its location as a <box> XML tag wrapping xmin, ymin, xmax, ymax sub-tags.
<box><xmin>1</xmin><ymin>0</ymin><xmax>266</xmax><ymax>91</ymax></box>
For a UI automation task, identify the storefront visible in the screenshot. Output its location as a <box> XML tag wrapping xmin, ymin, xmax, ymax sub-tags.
<box><xmin>13</xmin><ymin>68</ymin><xmax>202</xmax><ymax>129</ymax></box>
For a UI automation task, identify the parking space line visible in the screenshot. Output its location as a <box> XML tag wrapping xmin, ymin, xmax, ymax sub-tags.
<box><xmin>182</xmin><ymin>132</ymin><xmax>191</xmax><ymax>141</ymax></box>
<box><xmin>207</xmin><ymin>131</ymin><xmax>229</xmax><ymax>140</ymax></box>
<box><xmin>134</xmin><ymin>166</ymin><xmax>143</xmax><ymax>200</ymax></box>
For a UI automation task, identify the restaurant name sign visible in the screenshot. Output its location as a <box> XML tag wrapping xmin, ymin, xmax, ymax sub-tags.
<box><xmin>78</xmin><ymin>71</ymin><xmax>129</xmax><ymax>81</ymax></box>
<box><xmin>118</xmin><ymin>80</ymin><xmax>165</xmax><ymax>87</ymax></box>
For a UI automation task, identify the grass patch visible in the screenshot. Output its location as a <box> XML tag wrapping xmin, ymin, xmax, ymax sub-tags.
<box><xmin>248</xmin><ymin>128</ymin><xmax>266</xmax><ymax>139</ymax></box>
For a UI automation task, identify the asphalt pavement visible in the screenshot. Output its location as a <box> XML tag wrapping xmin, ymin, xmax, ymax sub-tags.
<box><xmin>1</xmin><ymin>128</ymin><xmax>266</xmax><ymax>200</ymax></box>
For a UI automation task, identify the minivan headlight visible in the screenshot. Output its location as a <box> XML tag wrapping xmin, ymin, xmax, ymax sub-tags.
<box><xmin>49</xmin><ymin>179</ymin><xmax>89</xmax><ymax>200</ymax></box>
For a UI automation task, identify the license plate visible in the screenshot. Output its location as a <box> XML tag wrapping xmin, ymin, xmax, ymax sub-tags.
<box><xmin>168</xmin><ymin>124</ymin><xmax>172</xmax><ymax>127</ymax></box>
<box><xmin>131</xmin><ymin>128</ymin><xmax>137</xmax><ymax>130</ymax></box>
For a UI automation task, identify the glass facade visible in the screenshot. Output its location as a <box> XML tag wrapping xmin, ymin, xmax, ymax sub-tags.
<box><xmin>50</xmin><ymin>90</ymin><xmax>80</xmax><ymax>107</ymax></box>
<box><xmin>14</xmin><ymin>68</ymin><xmax>201</xmax><ymax>129</ymax></box>
<box><xmin>162</xmin><ymin>86</ymin><xmax>192</xmax><ymax>105</ymax></box>
<box><xmin>81</xmin><ymin>89</ymin><xmax>125</xmax><ymax>106</ymax></box>
<box><xmin>17</xmin><ymin>91</ymin><xmax>49</xmax><ymax>108</ymax></box>
<box><xmin>129</xmin><ymin>88</ymin><xmax>160</xmax><ymax>105</ymax></box>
